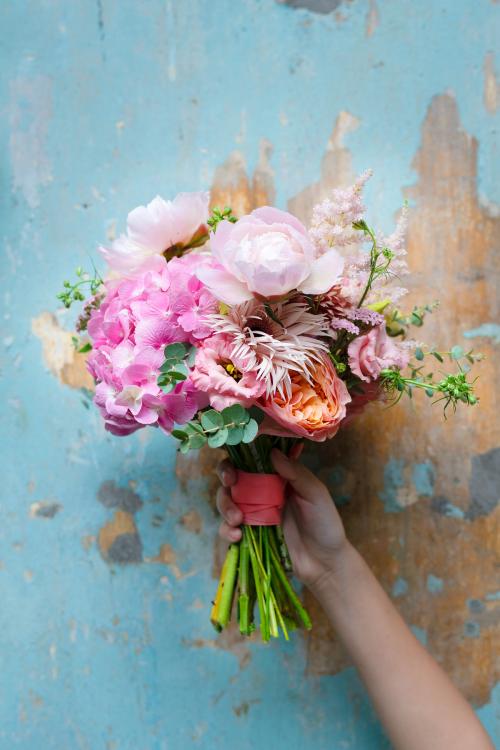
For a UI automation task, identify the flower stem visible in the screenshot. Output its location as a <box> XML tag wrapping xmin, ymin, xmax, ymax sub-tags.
<box><xmin>269</xmin><ymin>544</ymin><xmax>312</xmax><ymax>630</ymax></box>
<box><xmin>210</xmin><ymin>543</ymin><xmax>239</xmax><ymax>631</ymax></box>
<box><xmin>238</xmin><ymin>530</ymin><xmax>251</xmax><ymax>635</ymax></box>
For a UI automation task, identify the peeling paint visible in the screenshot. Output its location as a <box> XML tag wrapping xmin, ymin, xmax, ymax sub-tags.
<box><xmin>29</xmin><ymin>501</ymin><xmax>62</xmax><ymax>519</ymax></box>
<box><xmin>31</xmin><ymin>312</ymin><xmax>94</xmax><ymax>390</ymax></box>
<box><xmin>484</xmin><ymin>52</ymin><xmax>500</xmax><ymax>113</ymax></box>
<box><xmin>365</xmin><ymin>0</ymin><xmax>379</xmax><ymax>36</ymax></box>
<box><xmin>427</xmin><ymin>574</ymin><xmax>444</xmax><ymax>594</ymax></box>
<box><xmin>276</xmin><ymin>0</ymin><xmax>343</xmax><ymax>13</ymax></box>
<box><xmin>180</xmin><ymin>509</ymin><xmax>203</xmax><ymax>534</ymax></box>
<box><xmin>98</xmin><ymin>511</ymin><xmax>142</xmax><ymax>564</ymax></box>
<box><xmin>97</xmin><ymin>480</ymin><xmax>143</xmax><ymax>513</ymax></box>
<box><xmin>467</xmin><ymin>448</ymin><xmax>500</xmax><ymax>520</ymax></box>
<box><xmin>464</xmin><ymin>322</ymin><xmax>500</xmax><ymax>345</ymax></box>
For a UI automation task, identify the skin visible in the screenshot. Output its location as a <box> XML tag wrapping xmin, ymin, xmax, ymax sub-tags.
<box><xmin>216</xmin><ymin>447</ymin><xmax>494</xmax><ymax>750</ymax></box>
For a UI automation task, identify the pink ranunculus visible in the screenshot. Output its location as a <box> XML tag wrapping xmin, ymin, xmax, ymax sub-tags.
<box><xmin>99</xmin><ymin>192</ymin><xmax>210</xmax><ymax>273</ymax></box>
<box><xmin>259</xmin><ymin>355</ymin><xmax>351</xmax><ymax>442</ymax></box>
<box><xmin>197</xmin><ymin>206</ymin><xmax>344</xmax><ymax>304</ymax></box>
<box><xmin>348</xmin><ymin>324</ymin><xmax>410</xmax><ymax>382</ymax></box>
<box><xmin>190</xmin><ymin>335</ymin><xmax>266</xmax><ymax>411</ymax></box>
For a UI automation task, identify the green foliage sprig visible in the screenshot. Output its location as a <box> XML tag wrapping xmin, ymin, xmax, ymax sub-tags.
<box><xmin>207</xmin><ymin>206</ymin><xmax>238</xmax><ymax>233</ymax></box>
<box><xmin>386</xmin><ymin>302</ymin><xmax>439</xmax><ymax>337</ymax></box>
<box><xmin>173</xmin><ymin>404</ymin><xmax>259</xmax><ymax>453</ymax></box>
<box><xmin>157</xmin><ymin>343</ymin><xmax>196</xmax><ymax>393</ymax></box>
<box><xmin>352</xmin><ymin>219</ymin><xmax>395</xmax><ymax>308</ymax></box>
<box><xmin>57</xmin><ymin>266</ymin><xmax>103</xmax><ymax>309</ymax></box>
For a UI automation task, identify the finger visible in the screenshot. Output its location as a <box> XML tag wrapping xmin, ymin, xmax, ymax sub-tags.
<box><xmin>216</xmin><ymin>487</ymin><xmax>243</xmax><ymax>526</ymax></box>
<box><xmin>289</xmin><ymin>442</ymin><xmax>304</xmax><ymax>461</ymax></box>
<box><xmin>219</xmin><ymin>521</ymin><xmax>242</xmax><ymax>543</ymax></box>
<box><xmin>271</xmin><ymin>449</ymin><xmax>331</xmax><ymax>506</ymax></box>
<box><xmin>216</xmin><ymin>459</ymin><xmax>238</xmax><ymax>487</ymax></box>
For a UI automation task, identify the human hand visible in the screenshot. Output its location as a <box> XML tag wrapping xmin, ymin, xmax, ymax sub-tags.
<box><xmin>216</xmin><ymin>447</ymin><xmax>349</xmax><ymax>590</ymax></box>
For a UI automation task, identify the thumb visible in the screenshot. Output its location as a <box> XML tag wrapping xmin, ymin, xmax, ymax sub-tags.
<box><xmin>271</xmin><ymin>449</ymin><xmax>331</xmax><ymax>506</ymax></box>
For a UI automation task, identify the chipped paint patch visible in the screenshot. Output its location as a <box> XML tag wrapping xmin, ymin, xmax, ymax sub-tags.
<box><xmin>392</xmin><ymin>577</ymin><xmax>408</xmax><ymax>597</ymax></box>
<box><xmin>180</xmin><ymin>509</ymin><xmax>203</xmax><ymax>534</ymax></box>
<box><xmin>427</xmin><ymin>574</ymin><xmax>444</xmax><ymax>594</ymax></box>
<box><xmin>484</xmin><ymin>52</ymin><xmax>500</xmax><ymax>113</ymax></box>
<box><xmin>464</xmin><ymin>322</ymin><xmax>500</xmax><ymax>345</ymax></box>
<box><xmin>431</xmin><ymin>497</ymin><xmax>465</xmax><ymax>520</ymax></box>
<box><xmin>276</xmin><ymin>0</ymin><xmax>343</xmax><ymax>12</ymax></box>
<box><xmin>97</xmin><ymin>480</ymin><xmax>143</xmax><ymax>513</ymax></box>
<box><xmin>365</xmin><ymin>0</ymin><xmax>379</xmax><ymax>36</ymax></box>
<box><xmin>98</xmin><ymin>511</ymin><xmax>142</xmax><ymax>564</ymax></box>
<box><xmin>29</xmin><ymin>501</ymin><xmax>62</xmax><ymax>519</ymax></box>
<box><xmin>31</xmin><ymin>312</ymin><xmax>94</xmax><ymax>390</ymax></box>
<box><xmin>467</xmin><ymin>448</ymin><xmax>500</xmax><ymax>520</ymax></box>
<box><xmin>412</xmin><ymin>462</ymin><xmax>435</xmax><ymax>497</ymax></box>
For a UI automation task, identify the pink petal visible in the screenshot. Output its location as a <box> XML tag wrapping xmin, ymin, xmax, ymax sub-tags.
<box><xmin>299</xmin><ymin>250</ymin><xmax>344</xmax><ymax>295</ymax></box>
<box><xmin>196</xmin><ymin>265</ymin><xmax>253</xmax><ymax>305</ymax></box>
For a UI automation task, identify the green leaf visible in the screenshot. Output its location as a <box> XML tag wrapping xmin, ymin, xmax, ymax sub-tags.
<box><xmin>171</xmin><ymin>429</ymin><xmax>188</xmax><ymax>440</ymax></box>
<box><xmin>188</xmin><ymin>433</ymin><xmax>207</xmax><ymax>450</ymax></box>
<box><xmin>163</xmin><ymin>342</ymin><xmax>186</xmax><ymax>361</ymax></box>
<box><xmin>186</xmin><ymin>346</ymin><xmax>198</xmax><ymax>367</ymax></box>
<box><xmin>225</xmin><ymin>426</ymin><xmax>244</xmax><ymax>445</ymax></box>
<box><xmin>179</xmin><ymin>441</ymin><xmax>191</xmax><ymax>454</ymax></box>
<box><xmin>242</xmin><ymin>419</ymin><xmax>259</xmax><ymax>443</ymax></box>
<box><xmin>430</xmin><ymin>351</ymin><xmax>444</xmax><ymax>363</ymax></box>
<box><xmin>425</xmin><ymin>388</ymin><xmax>435</xmax><ymax>397</ymax></box>
<box><xmin>201</xmin><ymin>410</ymin><xmax>224</xmax><ymax>431</ymax></box>
<box><xmin>168</xmin><ymin>370</ymin><xmax>188</xmax><ymax>381</ymax></box>
<box><xmin>450</xmin><ymin>345</ymin><xmax>464</xmax><ymax>360</ymax></box>
<box><xmin>208</xmin><ymin>427</ymin><xmax>229</xmax><ymax>448</ymax></box>
<box><xmin>77</xmin><ymin>342</ymin><xmax>92</xmax><ymax>353</ymax></box>
<box><xmin>415</xmin><ymin>347</ymin><xmax>424</xmax><ymax>361</ymax></box>
<box><xmin>222</xmin><ymin>404</ymin><xmax>249</xmax><ymax>425</ymax></box>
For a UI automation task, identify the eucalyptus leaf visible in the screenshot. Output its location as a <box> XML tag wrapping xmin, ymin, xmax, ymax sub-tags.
<box><xmin>225</xmin><ymin>426</ymin><xmax>244</xmax><ymax>445</ymax></box>
<box><xmin>242</xmin><ymin>419</ymin><xmax>259</xmax><ymax>443</ymax></box>
<box><xmin>208</xmin><ymin>427</ymin><xmax>229</xmax><ymax>448</ymax></box>
<box><xmin>222</xmin><ymin>404</ymin><xmax>249</xmax><ymax>426</ymax></box>
<box><xmin>201</xmin><ymin>410</ymin><xmax>224</xmax><ymax>431</ymax></box>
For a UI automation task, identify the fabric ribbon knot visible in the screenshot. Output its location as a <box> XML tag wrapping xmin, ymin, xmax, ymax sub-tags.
<box><xmin>230</xmin><ymin>470</ymin><xmax>287</xmax><ymax>526</ymax></box>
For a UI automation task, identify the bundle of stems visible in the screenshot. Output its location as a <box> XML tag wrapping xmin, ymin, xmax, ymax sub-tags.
<box><xmin>210</xmin><ymin>436</ymin><xmax>312</xmax><ymax>641</ymax></box>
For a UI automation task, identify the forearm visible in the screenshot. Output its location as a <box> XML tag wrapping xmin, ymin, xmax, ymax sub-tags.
<box><xmin>310</xmin><ymin>542</ymin><xmax>493</xmax><ymax>750</ymax></box>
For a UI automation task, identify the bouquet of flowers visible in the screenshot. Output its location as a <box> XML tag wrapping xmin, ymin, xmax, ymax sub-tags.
<box><xmin>58</xmin><ymin>172</ymin><xmax>480</xmax><ymax>641</ymax></box>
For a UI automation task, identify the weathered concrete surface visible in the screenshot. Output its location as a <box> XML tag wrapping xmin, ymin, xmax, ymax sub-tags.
<box><xmin>1</xmin><ymin>1</ymin><xmax>499</xmax><ymax>748</ymax></box>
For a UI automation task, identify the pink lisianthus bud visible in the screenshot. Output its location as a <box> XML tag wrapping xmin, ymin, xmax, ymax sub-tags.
<box><xmin>347</xmin><ymin>324</ymin><xmax>410</xmax><ymax>382</ymax></box>
<box><xmin>259</xmin><ymin>355</ymin><xmax>351</xmax><ymax>442</ymax></box>
<box><xmin>99</xmin><ymin>192</ymin><xmax>210</xmax><ymax>274</ymax></box>
<box><xmin>197</xmin><ymin>206</ymin><xmax>344</xmax><ymax>304</ymax></box>
<box><xmin>190</xmin><ymin>334</ymin><xmax>266</xmax><ymax>411</ymax></box>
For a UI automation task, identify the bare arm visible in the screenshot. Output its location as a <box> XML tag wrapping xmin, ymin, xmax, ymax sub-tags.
<box><xmin>216</xmin><ymin>449</ymin><xmax>494</xmax><ymax>750</ymax></box>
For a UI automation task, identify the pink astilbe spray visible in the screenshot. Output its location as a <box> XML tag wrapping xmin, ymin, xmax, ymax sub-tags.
<box><xmin>309</xmin><ymin>170</ymin><xmax>372</xmax><ymax>252</ymax></box>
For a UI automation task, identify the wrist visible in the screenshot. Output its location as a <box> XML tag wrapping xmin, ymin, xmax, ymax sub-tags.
<box><xmin>307</xmin><ymin>540</ymin><xmax>360</xmax><ymax>601</ymax></box>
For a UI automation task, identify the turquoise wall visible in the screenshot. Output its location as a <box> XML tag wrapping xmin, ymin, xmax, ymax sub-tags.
<box><xmin>1</xmin><ymin>1</ymin><xmax>498</xmax><ymax>748</ymax></box>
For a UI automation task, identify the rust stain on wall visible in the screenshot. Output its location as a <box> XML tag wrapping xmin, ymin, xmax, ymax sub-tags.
<box><xmin>302</xmin><ymin>93</ymin><xmax>500</xmax><ymax>707</ymax></box>
<box><xmin>209</xmin><ymin>138</ymin><xmax>275</xmax><ymax>218</ymax></box>
<box><xmin>288</xmin><ymin>111</ymin><xmax>360</xmax><ymax>225</ymax></box>
<box><xmin>32</xmin><ymin>312</ymin><xmax>93</xmax><ymax>390</ymax></box>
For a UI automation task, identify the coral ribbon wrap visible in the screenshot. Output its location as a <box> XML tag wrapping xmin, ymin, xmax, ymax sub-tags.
<box><xmin>231</xmin><ymin>470</ymin><xmax>287</xmax><ymax>526</ymax></box>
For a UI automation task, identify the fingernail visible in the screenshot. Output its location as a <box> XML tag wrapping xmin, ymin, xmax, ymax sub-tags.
<box><xmin>222</xmin><ymin>471</ymin><xmax>230</xmax><ymax>485</ymax></box>
<box><xmin>228</xmin><ymin>510</ymin><xmax>240</xmax><ymax>524</ymax></box>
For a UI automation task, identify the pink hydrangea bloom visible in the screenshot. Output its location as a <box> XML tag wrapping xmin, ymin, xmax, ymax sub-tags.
<box><xmin>99</xmin><ymin>192</ymin><xmax>209</xmax><ymax>274</ymax></box>
<box><xmin>348</xmin><ymin>324</ymin><xmax>410</xmax><ymax>382</ymax></box>
<box><xmin>197</xmin><ymin>206</ymin><xmax>344</xmax><ymax>304</ymax></box>
<box><xmin>190</xmin><ymin>334</ymin><xmax>267</xmax><ymax>411</ymax></box>
<box><xmin>86</xmin><ymin>254</ymin><xmax>214</xmax><ymax>435</ymax></box>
